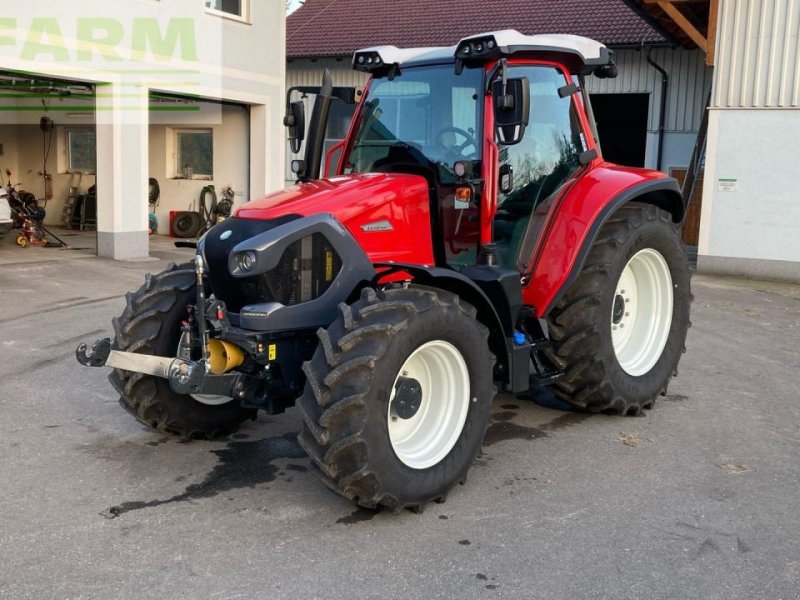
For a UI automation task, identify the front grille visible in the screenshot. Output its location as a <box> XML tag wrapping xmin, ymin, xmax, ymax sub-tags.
<box><xmin>204</xmin><ymin>217</ymin><xmax>342</xmax><ymax>313</ymax></box>
<box><xmin>264</xmin><ymin>232</ymin><xmax>343</xmax><ymax>305</ymax></box>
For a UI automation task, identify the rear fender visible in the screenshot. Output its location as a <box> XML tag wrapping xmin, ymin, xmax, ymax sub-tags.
<box><xmin>526</xmin><ymin>175</ymin><xmax>682</xmax><ymax>316</ymax></box>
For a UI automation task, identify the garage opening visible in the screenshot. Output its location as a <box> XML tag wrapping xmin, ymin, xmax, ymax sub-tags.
<box><xmin>147</xmin><ymin>93</ymin><xmax>249</xmax><ymax>243</ymax></box>
<box><xmin>0</xmin><ymin>71</ymin><xmax>97</xmax><ymax>257</ymax></box>
<box><xmin>590</xmin><ymin>93</ymin><xmax>649</xmax><ymax>168</ymax></box>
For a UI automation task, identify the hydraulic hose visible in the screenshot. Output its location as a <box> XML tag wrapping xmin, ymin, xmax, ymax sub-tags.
<box><xmin>199</xmin><ymin>185</ymin><xmax>217</xmax><ymax>228</ymax></box>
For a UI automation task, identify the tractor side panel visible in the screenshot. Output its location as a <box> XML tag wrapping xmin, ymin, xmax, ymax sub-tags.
<box><xmin>523</xmin><ymin>164</ymin><xmax>671</xmax><ymax>316</ymax></box>
<box><xmin>236</xmin><ymin>173</ymin><xmax>436</xmax><ymax>266</ymax></box>
<box><xmin>343</xmin><ymin>178</ymin><xmax>436</xmax><ymax>266</ymax></box>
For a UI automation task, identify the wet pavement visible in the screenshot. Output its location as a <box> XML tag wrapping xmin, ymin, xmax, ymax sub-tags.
<box><xmin>1</xmin><ymin>252</ymin><xmax>799</xmax><ymax>599</ymax></box>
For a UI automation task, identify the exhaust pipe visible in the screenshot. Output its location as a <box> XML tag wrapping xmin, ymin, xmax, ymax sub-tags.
<box><xmin>301</xmin><ymin>68</ymin><xmax>334</xmax><ymax>182</ymax></box>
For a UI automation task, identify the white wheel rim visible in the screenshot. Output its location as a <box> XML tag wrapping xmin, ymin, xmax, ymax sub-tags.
<box><xmin>388</xmin><ymin>340</ymin><xmax>470</xmax><ymax>470</ymax></box>
<box><xmin>177</xmin><ymin>331</ymin><xmax>232</xmax><ymax>406</ymax></box>
<box><xmin>611</xmin><ymin>248</ymin><xmax>673</xmax><ymax>376</ymax></box>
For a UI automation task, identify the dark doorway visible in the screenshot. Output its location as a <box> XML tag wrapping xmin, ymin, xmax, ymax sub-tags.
<box><xmin>589</xmin><ymin>93</ymin><xmax>649</xmax><ymax>167</ymax></box>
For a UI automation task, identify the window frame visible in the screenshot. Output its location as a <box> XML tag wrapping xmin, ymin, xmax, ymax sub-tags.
<box><xmin>204</xmin><ymin>0</ymin><xmax>250</xmax><ymax>24</ymax></box>
<box><xmin>66</xmin><ymin>128</ymin><xmax>97</xmax><ymax>174</ymax></box>
<box><xmin>343</xmin><ymin>64</ymin><xmax>484</xmax><ymax>175</ymax></box>
<box><xmin>175</xmin><ymin>128</ymin><xmax>214</xmax><ymax>179</ymax></box>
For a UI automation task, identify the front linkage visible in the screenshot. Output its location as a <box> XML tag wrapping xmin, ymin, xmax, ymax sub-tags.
<box><xmin>76</xmin><ymin>255</ymin><xmax>302</xmax><ymax>414</ymax></box>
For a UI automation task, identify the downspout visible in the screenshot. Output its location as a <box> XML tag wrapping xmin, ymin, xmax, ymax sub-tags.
<box><xmin>646</xmin><ymin>46</ymin><xmax>669</xmax><ymax>171</ymax></box>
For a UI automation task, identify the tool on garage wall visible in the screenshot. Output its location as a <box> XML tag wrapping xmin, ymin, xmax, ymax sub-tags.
<box><xmin>39</xmin><ymin>116</ymin><xmax>54</xmax><ymax>203</ymax></box>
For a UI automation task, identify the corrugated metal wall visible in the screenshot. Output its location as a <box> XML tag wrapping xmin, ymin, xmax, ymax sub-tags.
<box><xmin>713</xmin><ymin>0</ymin><xmax>800</xmax><ymax>108</ymax></box>
<box><xmin>285</xmin><ymin>59</ymin><xmax>368</xmax><ymax>182</ymax></box>
<box><xmin>283</xmin><ymin>49</ymin><xmax>712</xmax><ymax>181</ymax></box>
<box><xmin>288</xmin><ymin>50</ymin><xmax>712</xmax><ymax>133</ymax></box>
<box><xmin>587</xmin><ymin>48</ymin><xmax>713</xmax><ymax>132</ymax></box>
<box><xmin>287</xmin><ymin>58</ymin><xmax>370</xmax><ymax>91</ymax></box>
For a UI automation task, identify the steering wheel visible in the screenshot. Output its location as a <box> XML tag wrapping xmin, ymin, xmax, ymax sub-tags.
<box><xmin>434</xmin><ymin>126</ymin><xmax>478</xmax><ymax>159</ymax></box>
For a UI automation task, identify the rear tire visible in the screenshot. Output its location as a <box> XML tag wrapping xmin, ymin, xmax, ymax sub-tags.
<box><xmin>297</xmin><ymin>286</ymin><xmax>494</xmax><ymax>511</ymax></box>
<box><xmin>109</xmin><ymin>262</ymin><xmax>254</xmax><ymax>438</ymax></box>
<box><xmin>545</xmin><ymin>202</ymin><xmax>691</xmax><ymax>415</ymax></box>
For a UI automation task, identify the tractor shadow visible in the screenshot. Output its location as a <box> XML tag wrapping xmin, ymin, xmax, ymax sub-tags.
<box><xmin>485</xmin><ymin>387</ymin><xmax>590</xmax><ymax>447</ymax></box>
<box><xmin>99</xmin><ymin>387</ymin><xmax>586</xmax><ymax>521</ymax></box>
<box><xmin>100</xmin><ymin>428</ymin><xmax>307</xmax><ymax>520</ymax></box>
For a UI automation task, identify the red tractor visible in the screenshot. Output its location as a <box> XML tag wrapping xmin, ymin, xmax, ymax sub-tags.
<box><xmin>78</xmin><ymin>31</ymin><xmax>691</xmax><ymax>511</ymax></box>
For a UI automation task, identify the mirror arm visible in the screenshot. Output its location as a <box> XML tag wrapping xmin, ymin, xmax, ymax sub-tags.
<box><xmin>484</xmin><ymin>58</ymin><xmax>507</xmax><ymax>95</ymax></box>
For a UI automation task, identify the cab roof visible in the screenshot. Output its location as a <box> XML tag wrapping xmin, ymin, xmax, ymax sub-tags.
<box><xmin>353</xmin><ymin>30</ymin><xmax>612</xmax><ymax>74</ymax></box>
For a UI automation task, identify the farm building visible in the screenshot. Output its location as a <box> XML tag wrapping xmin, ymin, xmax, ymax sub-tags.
<box><xmin>287</xmin><ymin>0</ymin><xmax>800</xmax><ymax>281</ymax></box>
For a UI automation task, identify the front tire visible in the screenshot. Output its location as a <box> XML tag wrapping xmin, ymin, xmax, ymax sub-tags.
<box><xmin>545</xmin><ymin>202</ymin><xmax>691</xmax><ymax>415</ymax></box>
<box><xmin>297</xmin><ymin>286</ymin><xmax>494</xmax><ymax>511</ymax></box>
<box><xmin>109</xmin><ymin>263</ymin><xmax>254</xmax><ymax>438</ymax></box>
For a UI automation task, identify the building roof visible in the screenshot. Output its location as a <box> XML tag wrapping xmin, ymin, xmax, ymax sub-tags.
<box><xmin>623</xmin><ymin>0</ymin><xmax>711</xmax><ymax>50</ymax></box>
<box><xmin>287</xmin><ymin>0</ymin><xmax>672</xmax><ymax>59</ymax></box>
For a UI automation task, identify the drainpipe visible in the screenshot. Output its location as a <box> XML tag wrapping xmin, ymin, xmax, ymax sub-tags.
<box><xmin>646</xmin><ymin>46</ymin><xmax>669</xmax><ymax>171</ymax></box>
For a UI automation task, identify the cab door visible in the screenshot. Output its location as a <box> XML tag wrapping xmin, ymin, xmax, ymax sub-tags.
<box><xmin>492</xmin><ymin>65</ymin><xmax>588</xmax><ymax>272</ymax></box>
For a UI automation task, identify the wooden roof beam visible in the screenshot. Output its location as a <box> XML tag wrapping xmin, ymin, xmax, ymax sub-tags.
<box><xmin>706</xmin><ymin>0</ymin><xmax>718</xmax><ymax>65</ymax></box>
<box><xmin>654</xmin><ymin>0</ymin><xmax>708</xmax><ymax>52</ymax></box>
<box><xmin>645</xmin><ymin>0</ymin><xmax>718</xmax><ymax>65</ymax></box>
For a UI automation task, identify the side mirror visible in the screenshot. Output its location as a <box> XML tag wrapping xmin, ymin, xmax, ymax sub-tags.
<box><xmin>283</xmin><ymin>100</ymin><xmax>306</xmax><ymax>154</ymax></box>
<box><xmin>492</xmin><ymin>77</ymin><xmax>529</xmax><ymax>146</ymax></box>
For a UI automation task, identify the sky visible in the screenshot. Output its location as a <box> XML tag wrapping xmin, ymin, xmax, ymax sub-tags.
<box><xmin>287</xmin><ymin>0</ymin><xmax>303</xmax><ymax>14</ymax></box>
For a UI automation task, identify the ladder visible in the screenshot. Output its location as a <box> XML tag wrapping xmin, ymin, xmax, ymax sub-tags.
<box><xmin>62</xmin><ymin>172</ymin><xmax>83</xmax><ymax>227</ymax></box>
<box><xmin>682</xmin><ymin>89</ymin><xmax>712</xmax><ymax>211</ymax></box>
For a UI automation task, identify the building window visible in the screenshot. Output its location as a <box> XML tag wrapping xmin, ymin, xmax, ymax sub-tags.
<box><xmin>205</xmin><ymin>0</ymin><xmax>247</xmax><ymax>20</ymax></box>
<box><xmin>68</xmin><ymin>130</ymin><xmax>96</xmax><ymax>173</ymax></box>
<box><xmin>176</xmin><ymin>130</ymin><xmax>213</xmax><ymax>179</ymax></box>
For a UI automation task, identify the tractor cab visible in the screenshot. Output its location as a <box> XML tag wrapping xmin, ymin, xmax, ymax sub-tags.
<box><xmin>286</xmin><ymin>31</ymin><xmax>615</xmax><ymax>275</ymax></box>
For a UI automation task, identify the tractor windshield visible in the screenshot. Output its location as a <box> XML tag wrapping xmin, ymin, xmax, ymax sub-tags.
<box><xmin>344</xmin><ymin>65</ymin><xmax>483</xmax><ymax>181</ymax></box>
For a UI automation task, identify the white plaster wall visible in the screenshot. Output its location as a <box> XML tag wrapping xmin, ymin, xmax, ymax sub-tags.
<box><xmin>148</xmin><ymin>104</ymin><xmax>249</xmax><ymax>234</ymax></box>
<box><xmin>0</xmin><ymin>99</ymin><xmax>247</xmax><ymax>231</ymax></box>
<box><xmin>13</xmin><ymin>124</ymin><xmax>96</xmax><ymax>227</ymax></box>
<box><xmin>0</xmin><ymin>1</ymin><xmax>285</xmax><ymax>257</ymax></box>
<box><xmin>0</xmin><ymin>1</ymin><xmax>284</xmax><ymax>83</ymax></box>
<box><xmin>699</xmin><ymin>109</ymin><xmax>800</xmax><ymax>264</ymax></box>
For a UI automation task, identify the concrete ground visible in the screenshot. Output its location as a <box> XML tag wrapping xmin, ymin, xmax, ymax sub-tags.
<box><xmin>1</xmin><ymin>245</ymin><xmax>799</xmax><ymax>600</ymax></box>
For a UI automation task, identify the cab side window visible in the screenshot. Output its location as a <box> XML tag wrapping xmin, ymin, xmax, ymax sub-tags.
<box><xmin>494</xmin><ymin>66</ymin><xmax>585</xmax><ymax>271</ymax></box>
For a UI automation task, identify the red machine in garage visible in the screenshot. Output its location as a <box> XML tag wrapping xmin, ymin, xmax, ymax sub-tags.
<box><xmin>78</xmin><ymin>30</ymin><xmax>691</xmax><ymax>512</ymax></box>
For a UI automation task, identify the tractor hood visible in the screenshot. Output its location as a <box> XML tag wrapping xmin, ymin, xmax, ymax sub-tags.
<box><xmin>235</xmin><ymin>173</ymin><xmax>436</xmax><ymax>265</ymax></box>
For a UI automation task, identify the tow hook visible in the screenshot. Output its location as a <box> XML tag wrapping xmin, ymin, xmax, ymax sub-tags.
<box><xmin>76</xmin><ymin>338</ymin><xmax>112</xmax><ymax>367</ymax></box>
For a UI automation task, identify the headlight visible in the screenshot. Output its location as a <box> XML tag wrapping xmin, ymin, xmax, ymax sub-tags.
<box><xmin>236</xmin><ymin>251</ymin><xmax>258</xmax><ymax>272</ymax></box>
